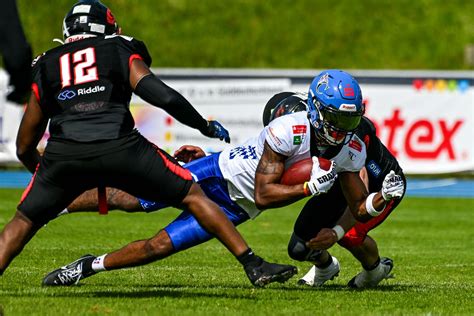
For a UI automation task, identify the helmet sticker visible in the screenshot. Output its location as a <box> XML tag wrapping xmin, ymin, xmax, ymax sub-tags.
<box><xmin>339</xmin><ymin>103</ymin><xmax>357</xmax><ymax>112</ymax></box>
<box><xmin>72</xmin><ymin>5</ymin><xmax>91</xmax><ymax>14</ymax></box>
<box><xmin>343</xmin><ymin>86</ymin><xmax>355</xmax><ymax>97</ymax></box>
<box><xmin>90</xmin><ymin>23</ymin><xmax>105</xmax><ymax>34</ymax></box>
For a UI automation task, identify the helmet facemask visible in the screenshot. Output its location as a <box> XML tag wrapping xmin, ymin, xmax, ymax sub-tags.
<box><xmin>307</xmin><ymin>96</ymin><xmax>363</xmax><ymax>146</ymax></box>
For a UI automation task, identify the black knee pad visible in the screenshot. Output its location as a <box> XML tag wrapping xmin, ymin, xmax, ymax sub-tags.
<box><xmin>287</xmin><ymin>233</ymin><xmax>323</xmax><ymax>262</ymax></box>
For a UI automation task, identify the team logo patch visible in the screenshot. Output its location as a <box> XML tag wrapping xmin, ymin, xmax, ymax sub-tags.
<box><xmin>293</xmin><ymin>135</ymin><xmax>302</xmax><ymax>145</ymax></box>
<box><xmin>292</xmin><ymin>125</ymin><xmax>307</xmax><ymax>134</ymax></box>
<box><xmin>349</xmin><ymin>139</ymin><xmax>362</xmax><ymax>152</ymax></box>
<box><xmin>292</xmin><ymin>125</ymin><xmax>307</xmax><ymax>144</ymax></box>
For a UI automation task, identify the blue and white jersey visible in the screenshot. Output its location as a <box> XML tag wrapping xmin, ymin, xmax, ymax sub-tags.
<box><xmin>219</xmin><ymin>111</ymin><xmax>366</xmax><ymax>219</ymax></box>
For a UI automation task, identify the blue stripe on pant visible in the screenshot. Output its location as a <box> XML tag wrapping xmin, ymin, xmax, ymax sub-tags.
<box><xmin>138</xmin><ymin>153</ymin><xmax>250</xmax><ymax>251</ymax></box>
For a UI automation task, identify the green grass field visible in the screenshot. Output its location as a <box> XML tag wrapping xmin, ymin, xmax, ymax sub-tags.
<box><xmin>0</xmin><ymin>188</ymin><xmax>473</xmax><ymax>315</ymax></box>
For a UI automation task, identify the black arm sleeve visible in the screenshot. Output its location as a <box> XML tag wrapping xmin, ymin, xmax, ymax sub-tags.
<box><xmin>134</xmin><ymin>74</ymin><xmax>208</xmax><ymax>132</ymax></box>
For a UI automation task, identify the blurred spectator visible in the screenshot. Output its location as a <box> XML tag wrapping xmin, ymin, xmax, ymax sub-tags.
<box><xmin>0</xmin><ymin>0</ymin><xmax>32</xmax><ymax>104</ymax></box>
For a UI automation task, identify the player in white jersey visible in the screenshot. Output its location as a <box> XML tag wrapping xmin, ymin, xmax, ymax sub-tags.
<box><xmin>43</xmin><ymin>70</ymin><xmax>404</xmax><ymax>288</ymax></box>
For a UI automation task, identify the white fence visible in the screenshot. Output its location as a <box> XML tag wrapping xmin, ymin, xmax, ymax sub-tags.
<box><xmin>1</xmin><ymin>69</ymin><xmax>473</xmax><ymax>174</ymax></box>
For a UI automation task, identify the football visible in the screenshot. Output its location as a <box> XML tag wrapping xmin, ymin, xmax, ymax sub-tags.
<box><xmin>280</xmin><ymin>157</ymin><xmax>332</xmax><ymax>185</ymax></box>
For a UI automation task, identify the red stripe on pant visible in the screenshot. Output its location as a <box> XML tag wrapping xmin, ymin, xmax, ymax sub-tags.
<box><xmin>339</xmin><ymin>199</ymin><xmax>396</xmax><ymax>248</ymax></box>
<box><xmin>20</xmin><ymin>164</ymin><xmax>40</xmax><ymax>203</ymax></box>
<box><xmin>156</xmin><ymin>149</ymin><xmax>193</xmax><ymax>181</ymax></box>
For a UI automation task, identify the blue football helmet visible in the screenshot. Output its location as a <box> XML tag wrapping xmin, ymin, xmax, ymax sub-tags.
<box><xmin>63</xmin><ymin>0</ymin><xmax>118</xmax><ymax>40</ymax></box>
<box><xmin>307</xmin><ymin>70</ymin><xmax>364</xmax><ymax>146</ymax></box>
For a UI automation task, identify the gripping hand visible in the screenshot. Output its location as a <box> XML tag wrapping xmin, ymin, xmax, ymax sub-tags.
<box><xmin>381</xmin><ymin>170</ymin><xmax>404</xmax><ymax>201</ymax></box>
<box><xmin>305</xmin><ymin>157</ymin><xmax>337</xmax><ymax>196</ymax></box>
<box><xmin>201</xmin><ymin>120</ymin><xmax>230</xmax><ymax>143</ymax></box>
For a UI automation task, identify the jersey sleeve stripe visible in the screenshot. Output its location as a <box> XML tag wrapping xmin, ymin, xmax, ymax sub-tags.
<box><xmin>31</xmin><ymin>83</ymin><xmax>40</xmax><ymax>104</ymax></box>
<box><xmin>128</xmin><ymin>53</ymin><xmax>143</xmax><ymax>69</ymax></box>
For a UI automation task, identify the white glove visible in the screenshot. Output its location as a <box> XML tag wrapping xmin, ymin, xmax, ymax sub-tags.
<box><xmin>381</xmin><ymin>170</ymin><xmax>405</xmax><ymax>201</ymax></box>
<box><xmin>305</xmin><ymin>157</ymin><xmax>337</xmax><ymax>196</ymax></box>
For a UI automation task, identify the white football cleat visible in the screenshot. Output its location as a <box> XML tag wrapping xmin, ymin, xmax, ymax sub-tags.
<box><xmin>298</xmin><ymin>256</ymin><xmax>340</xmax><ymax>287</ymax></box>
<box><xmin>348</xmin><ymin>257</ymin><xmax>394</xmax><ymax>288</ymax></box>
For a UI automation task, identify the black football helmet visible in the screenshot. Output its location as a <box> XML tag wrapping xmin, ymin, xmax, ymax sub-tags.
<box><xmin>63</xmin><ymin>0</ymin><xmax>118</xmax><ymax>39</ymax></box>
<box><xmin>262</xmin><ymin>93</ymin><xmax>307</xmax><ymax>126</ymax></box>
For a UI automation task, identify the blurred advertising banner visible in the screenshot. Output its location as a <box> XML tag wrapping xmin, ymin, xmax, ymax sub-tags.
<box><xmin>0</xmin><ymin>69</ymin><xmax>473</xmax><ymax>174</ymax></box>
<box><xmin>360</xmin><ymin>83</ymin><xmax>473</xmax><ymax>174</ymax></box>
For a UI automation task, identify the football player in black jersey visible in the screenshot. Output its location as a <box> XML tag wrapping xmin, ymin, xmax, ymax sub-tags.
<box><xmin>262</xmin><ymin>88</ymin><xmax>406</xmax><ymax>288</ymax></box>
<box><xmin>0</xmin><ymin>0</ymin><xmax>32</xmax><ymax>104</ymax></box>
<box><xmin>0</xmin><ymin>0</ymin><xmax>297</xmax><ymax>287</ymax></box>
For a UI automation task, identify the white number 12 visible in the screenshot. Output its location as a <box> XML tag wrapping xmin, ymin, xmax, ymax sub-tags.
<box><xmin>60</xmin><ymin>47</ymin><xmax>98</xmax><ymax>88</ymax></box>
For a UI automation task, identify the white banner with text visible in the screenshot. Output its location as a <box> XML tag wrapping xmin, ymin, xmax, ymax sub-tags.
<box><xmin>0</xmin><ymin>70</ymin><xmax>472</xmax><ymax>174</ymax></box>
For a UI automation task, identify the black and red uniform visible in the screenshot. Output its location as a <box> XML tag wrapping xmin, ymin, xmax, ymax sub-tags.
<box><xmin>263</xmin><ymin>93</ymin><xmax>406</xmax><ymax>248</ymax></box>
<box><xmin>293</xmin><ymin>116</ymin><xmax>406</xmax><ymax>248</ymax></box>
<box><xmin>19</xmin><ymin>35</ymin><xmax>192</xmax><ymax>225</ymax></box>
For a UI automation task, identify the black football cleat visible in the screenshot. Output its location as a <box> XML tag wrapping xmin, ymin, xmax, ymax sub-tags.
<box><xmin>245</xmin><ymin>260</ymin><xmax>298</xmax><ymax>287</ymax></box>
<box><xmin>42</xmin><ymin>254</ymin><xmax>96</xmax><ymax>286</ymax></box>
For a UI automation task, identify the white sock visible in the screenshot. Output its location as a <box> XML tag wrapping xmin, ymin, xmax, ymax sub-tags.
<box><xmin>92</xmin><ymin>254</ymin><xmax>107</xmax><ymax>272</ymax></box>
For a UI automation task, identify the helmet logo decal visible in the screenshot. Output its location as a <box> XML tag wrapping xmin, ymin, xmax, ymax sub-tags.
<box><xmin>316</xmin><ymin>73</ymin><xmax>329</xmax><ymax>94</ymax></box>
<box><xmin>106</xmin><ymin>8</ymin><xmax>116</xmax><ymax>25</ymax></box>
<box><xmin>343</xmin><ymin>85</ymin><xmax>355</xmax><ymax>97</ymax></box>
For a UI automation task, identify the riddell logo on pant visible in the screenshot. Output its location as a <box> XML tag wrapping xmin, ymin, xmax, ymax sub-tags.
<box><xmin>77</xmin><ymin>85</ymin><xmax>106</xmax><ymax>95</ymax></box>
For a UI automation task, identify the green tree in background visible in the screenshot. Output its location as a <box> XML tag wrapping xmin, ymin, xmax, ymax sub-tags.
<box><xmin>16</xmin><ymin>0</ymin><xmax>474</xmax><ymax>70</ymax></box>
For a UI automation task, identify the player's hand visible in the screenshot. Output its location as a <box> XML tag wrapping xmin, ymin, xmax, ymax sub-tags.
<box><xmin>306</xmin><ymin>228</ymin><xmax>338</xmax><ymax>250</ymax></box>
<box><xmin>174</xmin><ymin>145</ymin><xmax>206</xmax><ymax>163</ymax></box>
<box><xmin>305</xmin><ymin>157</ymin><xmax>337</xmax><ymax>196</ymax></box>
<box><xmin>201</xmin><ymin>120</ymin><xmax>230</xmax><ymax>143</ymax></box>
<box><xmin>381</xmin><ymin>170</ymin><xmax>404</xmax><ymax>201</ymax></box>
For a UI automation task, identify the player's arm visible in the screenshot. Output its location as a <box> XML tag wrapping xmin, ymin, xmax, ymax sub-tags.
<box><xmin>129</xmin><ymin>59</ymin><xmax>230</xmax><ymax>143</ymax></box>
<box><xmin>340</xmin><ymin>169</ymin><xmax>405</xmax><ymax>223</ymax></box>
<box><xmin>306</xmin><ymin>206</ymin><xmax>356</xmax><ymax>250</ymax></box>
<box><xmin>254</xmin><ymin>142</ymin><xmax>308</xmax><ymax>210</ymax></box>
<box><xmin>16</xmin><ymin>92</ymin><xmax>48</xmax><ymax>173</ymax></box>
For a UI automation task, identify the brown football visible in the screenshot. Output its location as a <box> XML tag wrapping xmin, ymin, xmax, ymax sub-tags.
<box><xmin>280</xmin><ymin>157</ymin><xmax>332</xmax><ymax>185</ymax></box>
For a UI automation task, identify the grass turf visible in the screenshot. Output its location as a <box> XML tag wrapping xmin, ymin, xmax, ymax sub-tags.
<box><xmin>0</xmin><ymin>188</ymin><xmax>473</xmax><ymax>315</ymax></box>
